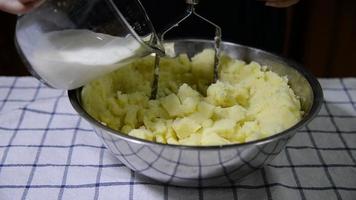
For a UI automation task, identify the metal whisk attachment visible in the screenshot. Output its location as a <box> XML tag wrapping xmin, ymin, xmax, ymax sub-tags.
<box><xmin>150</xmin><ymin>0</ymin><xmax>222</xmax><ymax>99</ymax></box>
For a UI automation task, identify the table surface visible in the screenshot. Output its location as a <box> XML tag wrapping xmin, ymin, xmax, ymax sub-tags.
<box><xmin>0</xmin><ymin>77</ymin><xmax>355</xmax><ymax>200</ymax></box>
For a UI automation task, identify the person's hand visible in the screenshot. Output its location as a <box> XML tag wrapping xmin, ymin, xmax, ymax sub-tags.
<box><xmin>0</xmin><ymin>0</ymin><xmax>43</xmax><ymax>14</ymax></box>
<box><xmin>264</xmin><ymin>0</ymin><xmax>299</xmax><ymax>8</ymax></box>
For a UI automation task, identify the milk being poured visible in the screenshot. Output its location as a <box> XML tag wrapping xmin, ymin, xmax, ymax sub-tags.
<box><xmin>27</xmin><ymin>29</ymin><xmax>143</xmax><ymax>89</ymax></box>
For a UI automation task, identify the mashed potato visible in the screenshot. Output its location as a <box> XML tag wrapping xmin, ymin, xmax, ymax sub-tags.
<box><xmin>82</xmin><ymin>49</ymin><xmax>302</xmax><ymax>146</ymax></box>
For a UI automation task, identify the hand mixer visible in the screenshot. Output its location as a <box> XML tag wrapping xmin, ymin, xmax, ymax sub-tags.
<box><xmin>150</xmin><ymin>0</ymin><xmax>222</xmax><ymax>99</ymax></box>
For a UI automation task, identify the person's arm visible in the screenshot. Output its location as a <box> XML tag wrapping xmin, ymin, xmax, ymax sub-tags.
<box><xmin>0</xmin><ymin>0</ymin><xmax>43</xmax><ymax>14</ymax></box>
<box><xmin>264</xmin><ymin>0</ymin><xmax>299</xmax><ymax>8</ymax></box>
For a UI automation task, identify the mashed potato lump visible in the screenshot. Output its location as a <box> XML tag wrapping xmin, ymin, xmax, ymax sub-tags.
<box><xmin>82</xmin><ymin>49</ymin><xmax>302</xmax><ymax>146</ymax></box>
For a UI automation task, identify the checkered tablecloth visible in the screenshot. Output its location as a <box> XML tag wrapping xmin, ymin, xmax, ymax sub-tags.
<box><xmin>0</xmin><ymin>77</ymin><xmax>355</xmax><ymax>200</ymax></box>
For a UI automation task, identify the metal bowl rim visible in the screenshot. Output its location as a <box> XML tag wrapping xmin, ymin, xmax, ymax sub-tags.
<box><xmin>68</xmin><ymin>38</ymin><xmax>323</xmax><ymax>150</ymax></box>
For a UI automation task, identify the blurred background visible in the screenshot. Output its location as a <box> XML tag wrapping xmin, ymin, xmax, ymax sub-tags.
<box><xmin>0</xmin><ymin>0</ymin><xmax>355</xmax><ymax>77</ymax></box>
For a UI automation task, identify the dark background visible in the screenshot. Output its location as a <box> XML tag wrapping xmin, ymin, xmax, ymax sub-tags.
<box><xmin>0</xmin><ymin>0</ymin><xmax>355</xmax><ymax>77</ymax></box>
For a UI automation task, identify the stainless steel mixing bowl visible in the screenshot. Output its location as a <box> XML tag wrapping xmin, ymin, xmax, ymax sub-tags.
<box><xmin>68</xmin><ymin>39</ymin><xmax>323</xmax><ymax>187</ymax></box>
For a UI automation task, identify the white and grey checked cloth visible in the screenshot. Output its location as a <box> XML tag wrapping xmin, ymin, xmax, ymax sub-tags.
<box><xmin>0</xmin><ymin>77</ymin><xmax>355</xmax><ymax>200</ymax></box>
